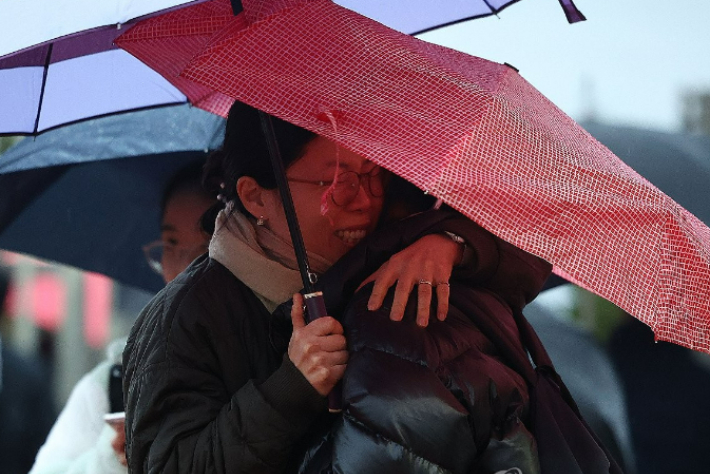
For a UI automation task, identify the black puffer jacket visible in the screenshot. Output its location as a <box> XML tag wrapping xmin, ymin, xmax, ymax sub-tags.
<box><xmin>272</xmin><ymin>210</ymin><xmax>555</xmax><ymax>473</ymax></box>
<box><xmin>287</xmin><ymin>210</ymin><xmax>623</xmax><ymax>474</ymax></box>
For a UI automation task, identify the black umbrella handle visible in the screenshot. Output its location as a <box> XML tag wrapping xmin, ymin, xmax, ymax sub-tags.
<box><xmin>304</xmin><ymin>291</ymin><xmax>343</xmax><ymax>413</ymax></box>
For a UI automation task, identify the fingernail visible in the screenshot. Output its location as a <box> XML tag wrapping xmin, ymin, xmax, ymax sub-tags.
<box><xmin>438</xmin><ymin>313</ymin><xmax>446</xmax><ymax>321</ymax></box>
<box><xmin>417</xmin><ymin>317</ymin><xmax>428</xmax><ymax>327</ymax></box>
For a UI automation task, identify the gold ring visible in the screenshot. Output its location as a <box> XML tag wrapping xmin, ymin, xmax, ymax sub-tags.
<box><xmin>418</xmin><ymin>279</ymin><xmax>433</xmax><ymax>286</ymax></box>
<box><xmin>436</xmin><ymin>282</ymin><xmax>450</xmax><ymax>287</ymax></box>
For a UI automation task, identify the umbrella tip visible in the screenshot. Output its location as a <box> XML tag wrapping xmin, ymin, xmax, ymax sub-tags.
<box><xmin>503</xmin><ymin>62</ymin><xmax>519</xmax><ymax>73</ymax></box>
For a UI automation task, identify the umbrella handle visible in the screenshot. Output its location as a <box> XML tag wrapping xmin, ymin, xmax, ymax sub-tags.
<box><xmin>304</xmin><ymin>291</ymin><xmax>343</xmax><ymax>413</ymax></box>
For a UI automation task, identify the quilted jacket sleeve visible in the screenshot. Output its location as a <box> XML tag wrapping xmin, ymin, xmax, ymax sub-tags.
<box><xmin>123</xmin><ymin>265</ymin><xmax>326</xmax><ymax>474</ymax></box>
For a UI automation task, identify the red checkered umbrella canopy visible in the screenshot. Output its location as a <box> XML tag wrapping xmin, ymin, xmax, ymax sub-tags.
<box><xmin>119</xmin><ymin>0</ymin><xmax>710</xmax><ymax>353</ymax></box>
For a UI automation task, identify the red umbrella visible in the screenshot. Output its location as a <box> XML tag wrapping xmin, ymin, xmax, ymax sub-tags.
<box><xmin>118</xmin><ymin>0</ymin><xmax>710</xmax><ymax>354</ymax></box>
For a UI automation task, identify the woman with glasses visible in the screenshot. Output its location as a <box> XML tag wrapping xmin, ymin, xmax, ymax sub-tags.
<box><xmin>122</xmin><ymin>100</ymin><xmax>562</xmax><ymax>474</ymax></box>
<box><xmin>29</xmin><ymin>162</ymin><xmax>215</xmax><ymax>474</ymax></box>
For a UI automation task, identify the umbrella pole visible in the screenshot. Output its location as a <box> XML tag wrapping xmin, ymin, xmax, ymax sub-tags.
<box><xmin>257</xmin><ymin>111</ymin><xmax>318</xmax><ymax>294</ymax></box>
<box><xmin>258</xmin><ymin>111</ymin><xmax>341</xmax><ymax>412</ymax></box>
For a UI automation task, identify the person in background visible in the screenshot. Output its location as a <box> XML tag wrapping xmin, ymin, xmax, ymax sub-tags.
<box><xmin>0</xmin><ymin>265</ymin><xmax>57</xmax><ymax>474</ymax></box>
<box><xmin>28</xmin><ymin>161</ymin><xmax>215</xmax><ymax>474</ymax></box>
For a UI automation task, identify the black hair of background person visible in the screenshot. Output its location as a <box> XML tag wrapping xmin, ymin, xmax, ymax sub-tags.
<box><xmin>0</xmin><ymin>266</ymin><xmax>58</xmax><ymax>474</ymax></box>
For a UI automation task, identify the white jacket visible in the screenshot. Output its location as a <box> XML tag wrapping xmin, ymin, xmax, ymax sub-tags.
<box><xmin>29</xmin><ymin>339</ymin><xmax>127</xmax><ymax>474</ymax></box>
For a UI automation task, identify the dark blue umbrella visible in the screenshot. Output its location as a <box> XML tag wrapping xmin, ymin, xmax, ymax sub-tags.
<box><xmin>0</xmin><ymin>105</ymin><xmax>225</xmax><ymax>292</ymax></box>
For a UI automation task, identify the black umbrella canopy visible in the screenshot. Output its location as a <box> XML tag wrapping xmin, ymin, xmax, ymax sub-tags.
<box><xmin>0</xmin><ymin>105</ymin><xmax>225</xmax><ymax>293</ymax></box>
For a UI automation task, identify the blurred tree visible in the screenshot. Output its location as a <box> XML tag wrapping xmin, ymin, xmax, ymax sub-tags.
<box><xmin>682</xmin><ymin>90</ymin><xmax>710</xmax><ymax>135</ymax></box>
<box><xmin>0</xmin><ymin>136</ymin><xmax>20</xmax><ymax>154</ymax></box>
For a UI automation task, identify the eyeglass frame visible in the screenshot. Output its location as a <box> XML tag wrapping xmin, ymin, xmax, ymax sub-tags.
<box><xmin>286</xmin><ymin>166</ymin><xmax>386</xmax><ymax>207</ymax></box>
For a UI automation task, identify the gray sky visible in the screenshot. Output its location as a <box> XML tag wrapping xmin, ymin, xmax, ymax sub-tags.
<box><xmin>420</xmin><ymin>0</ymin><xmax>710</xmax><ymax>133</ymax></box>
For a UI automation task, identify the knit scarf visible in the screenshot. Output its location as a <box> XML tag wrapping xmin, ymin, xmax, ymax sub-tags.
<box><xmin>209</xmin><ymin>208</ymin><xmax>334</xmax><ymax>312</ymax></box>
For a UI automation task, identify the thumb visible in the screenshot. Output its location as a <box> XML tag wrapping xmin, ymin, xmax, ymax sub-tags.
<box><xmin>291</xmin><ymin>293</ymin><xmax>306</xmax><ymax>329</ymax></box>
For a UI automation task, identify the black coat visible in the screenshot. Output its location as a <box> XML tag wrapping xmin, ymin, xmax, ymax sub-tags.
<box><xmin>279</xmin><ymin>210</ymin><xmax>553</xmax><ymax>473</ymax></box>
<box><xmin>123</xmin><ymin>256</ymin><xmax>327</xmax><ymax>474</ymax></box>
<box><xmin>289</xmin><ymin>210</ymin><xmax>623</xmax><ymax>474</ymax></box>
<box><xmin>0</xmin><ymin>344</ymin><xmax>56</xmax><ymax>474</ymax></box>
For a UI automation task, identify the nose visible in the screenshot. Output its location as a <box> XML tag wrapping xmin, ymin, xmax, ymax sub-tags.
<box><xmin>347</xmin><ymin>181</ymin><xmax>373</xmax><ymax>211</ymax></box>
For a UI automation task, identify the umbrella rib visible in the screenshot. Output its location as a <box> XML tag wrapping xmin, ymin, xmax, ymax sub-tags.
<box><xmin>33</xmin><ymin>43</ymin><xmax>53</xmax><ymax>135</ymax></box>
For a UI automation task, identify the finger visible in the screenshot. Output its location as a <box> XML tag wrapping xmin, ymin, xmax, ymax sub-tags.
<box><xmin>417</xmin><ymin>281</ymin><xmax>433</xmax><ymax>327</ymax></box>
<box><xmin>315</xmin><ymin>334</ymin><xmax>348</xmax><ymax>352</ymax></box>
<box><xmin>322</xmin><ymin>349</ymin><xmax>349</xmax><ymax>366</ymax></box>
<box><xmin>367</xmin><ymin>266</ymin><xmax>398</xmax><ymax>311</ymax></box>
<box><xmin>436</xmin><ymin>282</ymin><xmax>450</xmax><ymax>321</ymax></box>
<box><xmin>329</xmin><ymin>363</ymin><xmax>347</xmax><ymax>383</ymax></box>
<box><xmin>291</xmin><ymin>293</ymin><xmax>306</xmax><ymax>329</ymax></box>
<box><xmin>390</xmin><ymin>278</ymin><xmax>415</xmax><ymax>321</ymax></box>
<box><xmin>305</xmin><ymin>316</ymin><xmax>344</xmax><ymax>336</ymax></box>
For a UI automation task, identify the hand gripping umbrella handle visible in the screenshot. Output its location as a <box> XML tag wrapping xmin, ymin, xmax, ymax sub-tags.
<box><xmin>304</xmin><ymin>291</ymin><xmax>343</xmax><ymax>413</ymax></box>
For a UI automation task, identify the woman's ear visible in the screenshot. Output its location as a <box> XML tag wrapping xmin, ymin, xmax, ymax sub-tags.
<box><xmin>236</xmin><ymin>176</ymin><xmax>270</xmax><ymax>218</ymax></box>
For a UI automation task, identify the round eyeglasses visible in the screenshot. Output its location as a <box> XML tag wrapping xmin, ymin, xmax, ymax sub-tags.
<box><xmin>142</xmin><ymin>240</ymin><xmax>209</xmax><ymax>276</ymax></box>
<box><xmin>287</xmin><ymin>166</ymin><xmax>385</xmax><ymax>207</ymax></box>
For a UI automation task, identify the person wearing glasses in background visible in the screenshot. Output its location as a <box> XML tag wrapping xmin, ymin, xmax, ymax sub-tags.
<box><xmin>29</xmin><ymin>161</ymin><xmax>215</xmax><ymax>474</ymax></box>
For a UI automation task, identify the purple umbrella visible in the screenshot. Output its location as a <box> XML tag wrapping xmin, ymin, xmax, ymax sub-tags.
<box><xmin>0</xmin><ymin>0</ymin><xmax>584</xmax><ymax>135</ymax></box>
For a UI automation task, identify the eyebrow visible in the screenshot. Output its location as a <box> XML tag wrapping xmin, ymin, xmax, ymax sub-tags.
<box><xmin>160</xmin><ymin>224</ymin><xmax>176</xmax><ymax>232</ymax></box>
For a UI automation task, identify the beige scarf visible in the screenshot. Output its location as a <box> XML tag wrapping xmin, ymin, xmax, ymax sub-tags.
<box><xmin>209</xmin><ymin>207</ymin><xmax>334</xmax><ymax>312</ymax></box>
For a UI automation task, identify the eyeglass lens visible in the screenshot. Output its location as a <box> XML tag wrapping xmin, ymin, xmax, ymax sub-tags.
<box><xmin>331</xmin><ymin>168</ymin><xmax>384</xmax><ymax>206</ymax></box>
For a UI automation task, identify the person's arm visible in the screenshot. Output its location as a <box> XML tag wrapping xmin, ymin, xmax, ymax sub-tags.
<box><xmin>360</xmin><ymin>209</ymin><xmax>550</xmax><ymax>325</ymax></box>
<box><xmin>29</xmin><ymin>360</ymin><xmax>126</xmax><ymax>474</ymax></box>
<box><xmin>124</xmin><ymin>294</ymin><xmax>328</xmax><ymax>474</ymax></box>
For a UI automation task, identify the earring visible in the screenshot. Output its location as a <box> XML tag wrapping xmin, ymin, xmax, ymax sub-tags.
<box><xmin>256</xmin><ymin>216</ymin><xmax>267</xmax><ymax>226</ymax></box>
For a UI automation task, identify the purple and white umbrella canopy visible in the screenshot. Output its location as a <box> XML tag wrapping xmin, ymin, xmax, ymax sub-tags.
<box><xmin>0</xmin><ymin>0</ymin><xmax>584</xmax><ymax>135</ymax></box>
<box><xmin>0</xmin><ymin>0</ymin><xmax>206</xmax><ymax>135</ymax></box>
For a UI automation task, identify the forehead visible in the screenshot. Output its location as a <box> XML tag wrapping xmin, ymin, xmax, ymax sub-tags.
<box><xmin>289</xmin><ymin>136</ymin><xmax>372</xmax><ymax>174</ymax></box>
<box><xmin>161</xmin><ymin>192</ymin><xmax>213</xmax><ymax>230</ymax></box>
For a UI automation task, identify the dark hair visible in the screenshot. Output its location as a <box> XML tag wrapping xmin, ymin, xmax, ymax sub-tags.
<box><xmin>161</xmin><ymin>159</ymin><xmax>212</xmax><ymax>214</ymax></box>
<box><xmin>161</xmin><ymin>160</ymin><xmax>217</xmax><ymax>234</ymax></box>
<box><xmin>202</xmin><ymin>101</ymin><xmax>317</xmax><ymax>226</ymax></box>
<box><xmin>377</xmin><ymin>174</ymin><xmax>437</xmax><ymax>227</ymax></box>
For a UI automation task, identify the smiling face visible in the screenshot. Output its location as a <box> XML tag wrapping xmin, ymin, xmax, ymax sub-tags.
<box><xmin>244</xmin><ymin>136</ymin><xmax>385</xmax><ymax>265</ymax></box>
